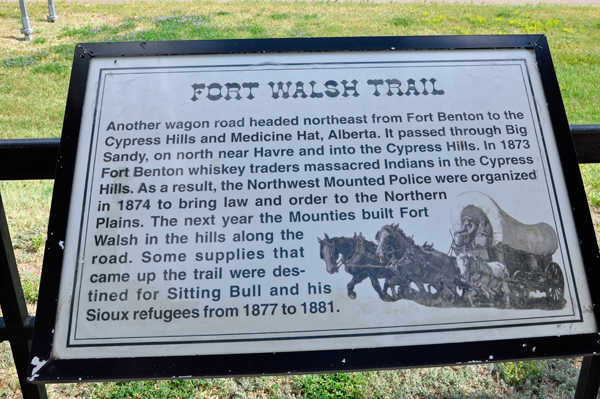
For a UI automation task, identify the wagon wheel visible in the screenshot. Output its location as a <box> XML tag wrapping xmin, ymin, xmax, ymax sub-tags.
<box><xmin>545</xmin><ymin>262</ymin><xmax>565</xmax><ymax>306</ymax></box>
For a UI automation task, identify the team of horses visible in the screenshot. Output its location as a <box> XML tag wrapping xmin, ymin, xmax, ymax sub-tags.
<box><xmin>318</xmin><ymin>224</ymin><xmax>510</xmax><ymax>308</ymax></box>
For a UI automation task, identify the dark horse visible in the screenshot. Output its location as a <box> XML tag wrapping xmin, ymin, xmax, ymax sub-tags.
<box><xmin>318</xmin><ymin>233</ymin><xmax>395</xmax><ymax>301</ymax></box>
<box><xmin>390</xmin><ymin>244</ymin><xmax>461</xmax><ymax>301</ymax></box>
<box><xmin>375</xmin><ymin>224</ymin><xmax>460</xmax><ymax>303</ymax></box>
<box><xmin>375</xmin><ymin>224</ymin><xmax>414</xmax><ymax>264</ymax></box>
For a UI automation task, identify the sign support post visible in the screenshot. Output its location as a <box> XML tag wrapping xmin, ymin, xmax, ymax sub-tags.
<box><xmin>576</xmin><ymin>356</ymin><xmax>600</xmax><ymax>399</ymax></box>
<box><xmin>47</xmin><ymin>0</ymin><xmax>58</xmax><ymax>23</ymax></box>
<box><xmin>0</xmin><ymin>194</ymin><xmax>47</xmax><ymax>399</ymax></box>
<box><xmin>17</xmin><ymin>0</ymin><xmax>33</xmax><ymax>41</ymax></box>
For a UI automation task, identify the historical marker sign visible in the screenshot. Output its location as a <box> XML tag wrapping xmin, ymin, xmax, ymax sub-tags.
<box><xmin>29</xmin><ymin>36</ymin><xmax>600</xmax><ymax>382</ymax></box>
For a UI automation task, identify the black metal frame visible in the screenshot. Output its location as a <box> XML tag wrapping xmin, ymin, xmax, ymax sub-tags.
<box><xmin>1</xmin><ymin>34</ymin><xmax>600</xmax><ymax>398</ymax></box>
<box><xmin>0</xmin><ymin>196</ymin><xmax>47</xmax><ymax>398</ymax></box>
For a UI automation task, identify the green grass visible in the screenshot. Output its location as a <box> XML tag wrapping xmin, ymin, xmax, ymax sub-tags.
<box><xmin>21</xmin><ymin>271</ymin><xmax>41</xmax><ymax>303</ymax></box>
<box><xmin>1</xmin><ymin>1</ymin><xmax>599</xmax><ymax>398</ymax></box>
<box><xmin>40</xmin><ymin>359</ymin><xmax>581</xmax><ymax>398</ymax></box>
<box><xmin>391</xmin><ymin>16</ymin><xmax>416</xmax><ymax>27</ymax></box>
<box><xmin>582</xmin><ymin>164</ymin><xmax>600</xmax><ymax>206</ymax></box>
<box><xmin>1</xmin><ymin>180</ymin><xmax>53</xmax><ymax>268</ymax></box>
<box><xmin>1</xmin><ymin>2</ymin><xmax>599</xmax><ymax>140</ymax></box>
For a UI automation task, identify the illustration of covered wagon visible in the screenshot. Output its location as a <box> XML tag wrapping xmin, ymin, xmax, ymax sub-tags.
<box><xmin>451</xmin><ymin>192</ymin><xmax>565</xmax><ymax>309</ymax></box>
<box><xmin>319</xmin><ymin>191</ymin><xmax>566</xmax><ymax>310</ymax></box>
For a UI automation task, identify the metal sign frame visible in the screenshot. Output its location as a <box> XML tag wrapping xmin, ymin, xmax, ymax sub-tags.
<box><xmin>28</xmin><ymin>35</ymin><xmax>600</xmax><ymax>383</ymax></box>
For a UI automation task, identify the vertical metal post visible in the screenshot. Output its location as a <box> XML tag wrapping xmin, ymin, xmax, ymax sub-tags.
<box><xmin>17</xmin><ymin>0</ymin><xmax>33</xmax><ymax>41</ymax></box>
<box><xmin>47</xmin><ymin>0</ymin><xmax>57</xmax><ymax>22</ymax></box>
<box><xmin>575</xmin><ymin>356</ymin><xmax>600</xmax><ymax>399</ymax></box>
<box><xmin>0</xmin><ymin>193</ymin><xmax>47</xmax><ymax>399</ymax></box>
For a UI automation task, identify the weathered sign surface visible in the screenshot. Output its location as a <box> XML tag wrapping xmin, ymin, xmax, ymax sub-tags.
<box><xmin>29</xmin><ymin>36</ymin><xmax>600</xmax><ymax>382</ymax></box>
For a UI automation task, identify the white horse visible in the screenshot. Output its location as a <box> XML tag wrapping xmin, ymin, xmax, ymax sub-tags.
<box><xmin>456</xmin><ymin>253</ymin><xmax>510</xmax><ymax>308</ymax></box>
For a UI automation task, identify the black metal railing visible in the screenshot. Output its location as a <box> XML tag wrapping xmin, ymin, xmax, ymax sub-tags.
<box><xmin>1</xmin><ymin>124</ymin><xmax>600</xmax><ymax>399</ymax></box>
